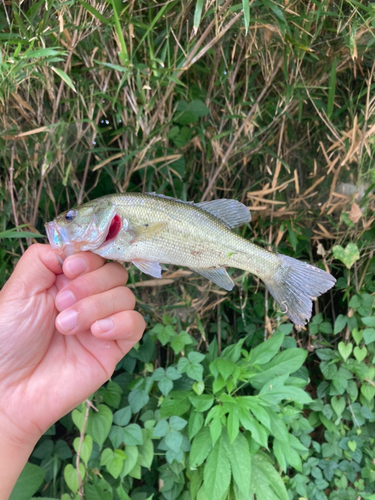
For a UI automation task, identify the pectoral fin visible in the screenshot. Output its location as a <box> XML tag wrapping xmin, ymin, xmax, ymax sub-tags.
<box><xmin>190</xmin><ymin>267</ymin><xmax>234</xmax><ymax>291</ymax></box>
<box><xmin>129</xmin><ymin>221</ymin><xmax>168</xmax><ymax>243</ymax></box>
<box><xmin>132</xmin><ymin>259</ymin><xmax>163</xmax><ymax>278</ymax></box>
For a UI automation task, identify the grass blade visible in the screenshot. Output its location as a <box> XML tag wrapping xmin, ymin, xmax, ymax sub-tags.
<box><xmin>194</xmin><ymin>0</ymin><xmax>205</xmax><ymax>34</ymax></box>
<box><xmin>242</xmin><ymin>0</ymin><xmax>250</xmax><ymax>35</ymax></box>
<box><xmin>78</xmin><ymin>0</ymin><xmax>110</xmax><ymax>25</ymax></box>
<box><xmin>327</xmin><ymin>58</ymin><xmax>337</xmax><ymax>118</ymax></box>
<box><xmin>51</xmin><ymin>66</ymin><xmax>77</xmax><ymax>93</ymax></box>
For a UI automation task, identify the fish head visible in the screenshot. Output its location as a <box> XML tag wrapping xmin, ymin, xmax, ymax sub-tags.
<box><xmin>45</xmin><ymin>200</ymin><xmax>122</xmax><ymax>259</ymax></box>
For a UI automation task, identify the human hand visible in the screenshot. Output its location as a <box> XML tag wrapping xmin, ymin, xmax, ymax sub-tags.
<box><xmin>0</xmin><ymin>244</ymin><xmax>145</xmax><ymax>497</ymax></box>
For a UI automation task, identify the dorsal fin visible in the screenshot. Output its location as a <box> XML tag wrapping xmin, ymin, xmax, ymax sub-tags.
<box><xmin>146</xmin><ymin>192</ymin><xmax>194</xmax><ymax>205</ymax></box>
<box><xmin>146</xmin><ymin>193</ymin><xmax>251</xmax><ymax>228</ymax></box>
<box><xmin>196</xmin><ymin>199</ymin><xmax>251</xmax><ymax>228</ymax></box>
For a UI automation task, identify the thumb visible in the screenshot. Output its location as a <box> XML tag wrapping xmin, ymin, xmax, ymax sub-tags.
<box><xmin>2</xmin><ymin>244</ymin><xmax>62</xmax><ymax>299</ymax></box>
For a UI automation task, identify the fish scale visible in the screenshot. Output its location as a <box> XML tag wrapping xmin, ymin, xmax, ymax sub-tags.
<box><xmin>45</xmin><ymin>192</ymin><xmax>336</xmax><ymax>327</ymax></box>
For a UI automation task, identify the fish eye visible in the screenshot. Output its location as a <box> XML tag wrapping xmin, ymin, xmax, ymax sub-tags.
<box><xmin>65</xmin><ymin>210</ymin><xmax>77</xmax><ymax>222</ymax></box>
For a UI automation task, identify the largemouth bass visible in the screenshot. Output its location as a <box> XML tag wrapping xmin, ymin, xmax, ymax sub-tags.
<box><xmin>45</xmin><ymin>193</ymin><xmax>336</xmax><ymax>327</ymax></box>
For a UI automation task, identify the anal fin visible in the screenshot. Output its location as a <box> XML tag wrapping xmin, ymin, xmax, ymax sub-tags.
<box><xmin>190</xmin><ymin>267</ymin><xmax>234</xmax><ymax>291</ymax></box>
<box><xmin>132</xmin><ymin>260</ymin><xmax>163</xmax><ymax>278</ymax></box>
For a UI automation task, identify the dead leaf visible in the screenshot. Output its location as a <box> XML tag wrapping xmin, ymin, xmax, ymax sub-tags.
<box><xmin>348</xmin><ymin>202</ymin><xmax>362</xmax><ymax>224</ymax></box>
<box><xmin>316</xmin><ymin>242</ymin><xmax>326</xmax><ymax>257</ymax></box>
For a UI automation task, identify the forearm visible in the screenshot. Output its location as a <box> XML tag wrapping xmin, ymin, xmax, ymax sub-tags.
<box><xmin>0</xmin><ymin>431</ymin><xmax>38</xmax><ymax>500</ymax></box>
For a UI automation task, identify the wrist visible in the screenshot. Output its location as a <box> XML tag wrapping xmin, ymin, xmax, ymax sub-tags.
<box><xmin>0</xmin><ymin>414</ymin><xmax>40</xmax><ymax>500</ymax></box>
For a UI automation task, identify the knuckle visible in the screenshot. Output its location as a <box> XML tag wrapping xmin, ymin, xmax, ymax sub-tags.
<box><xmin>119</xmin><ymin>286</ymin><xmax>136</xmax><ymax>310</ymax></box>
<box><xmin>77</xmin><ymin>295</ymin><xmax>101</xmax><ymax>321</ymax></box>
<box><xmin>74</xmin><ymin>274</ymin><xmax>96</xmax><ymax>298</ymax></box>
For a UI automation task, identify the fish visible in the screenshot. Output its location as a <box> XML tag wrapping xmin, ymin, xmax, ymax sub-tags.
<box><xmin>45</xmin><ymin>192</ymin><xmax>336</xmax><ymax>327</ymax></box>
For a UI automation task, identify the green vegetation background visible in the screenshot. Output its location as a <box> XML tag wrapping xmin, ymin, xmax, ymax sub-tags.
<box><xmin>1</xmin><ymin>1</ymin><xmax>375</xmax><ymax>499</ymax></box>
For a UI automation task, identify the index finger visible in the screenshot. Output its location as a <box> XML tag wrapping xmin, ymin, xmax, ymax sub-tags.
<box><xmin>63</xmin><ymin>252</ymin><xmax>106</xmax><ymax>279</ymax></box>
<box><xmin>0</xmin><ymin>244</ymin><xmax>62</xmax><ymax>300</ymax></box>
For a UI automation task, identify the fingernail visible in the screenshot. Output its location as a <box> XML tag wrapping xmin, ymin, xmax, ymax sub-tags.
<box><xmin>56</xmin><ymin>290</ymin><xmax>76</xmax><ymax>311</ymax></box>
<box><xmin>57</xmin><ymin>310</ymin><xmax>78</xmax><ymax>332</ymax></box>
<box><xmin>94</xmin><ymin>318</ymin><xmax>114</xmax><ymax>334</ymax></box>
<box><xmin>65</xmin><ymin>257</ymin><xmax>87</xmax><ymax>277</ymax></box>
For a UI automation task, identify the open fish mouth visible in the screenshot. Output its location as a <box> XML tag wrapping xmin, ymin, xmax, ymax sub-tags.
<box><xmin>103</xmin><ymin>214</ymin><xmax>122</xmax><ymax>244</ymax></box>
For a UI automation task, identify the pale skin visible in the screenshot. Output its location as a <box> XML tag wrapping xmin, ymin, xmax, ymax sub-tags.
<box><xmin>0</xmin><ymin>244</ymin><xmax>146</xmax><ymax>499</ymax></box>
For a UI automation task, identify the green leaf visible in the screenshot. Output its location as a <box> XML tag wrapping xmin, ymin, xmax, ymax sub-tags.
<box><xmin>364</xmin><ymin>328</ymin><xmax>375</xmax><ymax>344</ymax></box>
<box><xmin>0</xmin><ymin>228</ymin><xmax>43</xmax><ymax>239</ymax></box>
<box><xmin>100</xmin><ymin>448</ymin><xmax>125</xmax><ymax>479</ymax></box>
<box><xmin>188</xmin><ymin>100</ymin><xmax>210</xmax><ymax>118</ymax></box>
<box><xmin>349</xmin><ymin>295</ymin><xmax>361</xmax><ymax>309</ymax></box>
<box><xmin>73</xmin><ymin>435</ymin><xmax>93</xmax><ymax>465</ymax></box>
<box><xmin>249</xmin><ymin>333</ymin><xmax>284</xmax><ymax>365</ymax></box>
<box><xmin>238</xmin><ymin>408</ymin><xmax>268</xmax><ymax>448</ymax></box>
<box><xmin>332</xmin><ymin>243</ymin><xmax>360</xmax><ymax>269</ymax></box>
<box><xmin>165</xmin><ymin>430</ymin><xmax>183</xmax><ymax>449</ymax></box>
<box><xmin>338</xmin><ymin>342</ymin><xmax>353</xmax><ymax>361</ymax></box>
<box><xmin>160</xmin><ymin>391</ymin><xmax>191</xmax><ymax>418</ymax></box>
<box><xmin>113</xmin><ymin>406</ymin><xmax>132</xmax><ymax>426</ymax></box>
<box><xmin>104</xmin><ymin>381</ymin><xmax>123</xmax><ymax>408</ymax></box>
<box><xmin>250</xmin><ymin>453</ymin><xmax>289</xmax><ymax>500</ymax></box>
<box><xmin>362</xmin><ymin>317</ymin><xmax>375</xmax><ymax>327</ymax></box>
<box><xmin>216</xmin><ymin>358</ymin><xmax>236</xmax><ymax>381</ymax></box>
<box><xmin>251</xmin><ymin>348</ymin><xmax>307</xmax><ymax>389</ymax></box>
<box><xmin>86</xmin><ymin>404</ymin><xmax>113</xmax><ymax>448</ymax></box>
<box><xmin>225</xmin><ymin>431</ymin><xmax>251</xmax><ymax>496</ymax></box>
<box><xmin>170</xmin><ymin>331</ymin><xmax>193</xmax><ymax>354</ymax></box>
<box><xmin>137</xmin><ymin>434</ymin><xmax>154</xmax><ymax>469</ymax></box>
<box><xmin>189</xmin><ymin>394</ymin><xmax>215</xmax><ymax>412</ymax></box>
<box><xmin>51</xmin><ymin>66</ymin><xmax>76</xmax><ymax>93</ymax></box>
<box><xmin>72</xmin><ymin>407</ymin><xmax>85</xmax><ymax>432</ymax></box>
<box><xmin>120</xmin><ymin>446</ymin><xmax>139</xmax><ymax>478</ymax></box>
<box><xmin>63</xmin><ymin>464</ymin><xmax>85</xmax><ymax>493</ymax></box>
<box><xmin>361</xmin><ymin>383</ymin><xmax>375</xmax><ymax>401</ymax></box>
<box><xmin>9</xmin><ymin>463</ymin><xmax>45</xmax><ymax>500</ymax></box>
<box><xmin>353</xmin><ymin>346</ymin><xmax>367</xmax><ymax>362</ymax></box>
<box><xmin>109</xmin><ymin>425</ymin><xmax>124</xmax><ymax>448</ymax></box>
<box><xmin>158</xmin><ymin>376</ymin><xmax>174</xmax><ymax>396</ymax></box>
<box><xmin>189</xmin><ymin>351</ymin><xmax>206</xmax><ymax>363</ymax></box>
<box><xmin>161</xmin><ymin>324</ymin><xmax>177</xmax><ymax>345</ymax></box>
<box><xmin>128</xmin><ymin>389</ymin><xmax>149</xmax><ymax>413</ymax></box>
<box><xmin>273</xmin><ymin>438</ymin><xmax>288</xmax><ymax>472</ymax></box>
<box><xmin>166</xmin><ymin>366</ymin><xmax>182</xmax><ymax>380</ymax></box>
<box><xmin>203</xmin><ymin>434</ymin><xmax>231</xmax><ymax>500</ymax></box>
<box><xmin>190</xmin><ymin>427</ymin><xmax>212</xmax><ymax>467</ymax></box>
<box><xmin>26</xmin><ymin>47</ymin><xmax>65</xmax><ymax>59</ymax></box>
<box><xmin>259</xmin><ymin>376</ymin><xmax>312</xmax><ymax>405</ymax></box>
<box><xmin>153</xmin><ymin>419</ymin><xmax>169</xmax><ymax>438</ymax></box>
<box><xmin>194</xmin><ymin>0</ymin><xmax>204</xmax><ymax>33</ymax></box>
<box><xmin>352</xmin><ymin>328</ymin><xmax>363</xmax><ymax>344</ymax></box>
<box><xmin>193</xmin><ymin>381</ymin><xmax>205</xmax><ymax>395</ymax></box>
<box><xmin>242</xmin><ymin>0</ymin><xmax>250</xmax><ymax>34</ymax></box>
<box><xmin>334</xmin><ymin>314</ymin><xmax>347</xmax><ymax>334</ymax></box>
<box><xmin>123</xmin><ymin>424</ymin><xmax>143</xmax><ymax>446</ymax></box>
<box><xmin>189</xmin><ymin>410</ymin><xmax>204</xmax><ymax>440</ymax></box>
<box><xmin>170</xmin><ymin>416</ymin><xmax>187</xmax><ymax>431</ymax></box>
<box><xmin>331</xmin><ymin>396</ymin><xmax>345</xmax><ymax>417</ymax></box>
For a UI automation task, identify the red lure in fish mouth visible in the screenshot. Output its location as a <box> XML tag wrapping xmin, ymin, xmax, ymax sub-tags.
<box><xmin>105</xmin><ymin>214</ymin><xmax>121</xmax><ymax>242</ymax></box>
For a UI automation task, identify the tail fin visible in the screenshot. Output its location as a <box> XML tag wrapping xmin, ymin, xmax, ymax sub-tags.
<box><xmin>265</xmin><ymin>254</ymin><xmax>336</xmax><ymax>327</ymax></box>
